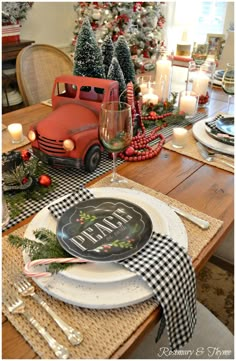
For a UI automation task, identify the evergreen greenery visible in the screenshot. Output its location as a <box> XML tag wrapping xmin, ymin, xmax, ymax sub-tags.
<box><xmin>114</xmin><ymin>36</ymin><xmax>136</xmax><ymax>85</ymax></box>
<box><xmin>73</xmin><ymin>17</ymin><xmax>105</xmax><ymax>79</ymax></box>
<box><xmin>101</xmin><ymin>35</ymin><xmax>114</xmax><ymax>78</ymax></box>
<box><xmin>8</xmin><ymin>228</ymin><xmax>72</xmax><ymax>273</ymax></box>
<box><xmin>107</xmin><ymin>57</ymin><xmax>126</xmax><ymax>102</ymax></box>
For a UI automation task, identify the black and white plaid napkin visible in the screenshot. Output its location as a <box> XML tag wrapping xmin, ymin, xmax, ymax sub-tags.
<box><xmin>48</xmin><ymin>185</ymin><xmax>95</xmax><ymax>220</ymax></box>
<box><xmin>205</xmin><ymin>114</ymin><xmax>234</xmax><ymax>146</ymax></box>
<box><xmin>48</xmin><ymin>187</ymin><xmax>197</xmax><ymax>351</ymax></box>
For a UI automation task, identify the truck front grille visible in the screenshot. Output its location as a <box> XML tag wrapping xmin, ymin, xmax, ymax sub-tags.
<box><xmin>38</xmin><ymin>134</ymin><xmax>66</xmax><ymax>155</ymax></box>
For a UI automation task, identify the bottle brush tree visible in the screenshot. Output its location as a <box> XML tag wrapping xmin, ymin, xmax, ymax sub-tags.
<box><xmin>73</xmin><ymin>17</ymin><xmax>105</xmax><ymax>79</ymax></box>
<box><xmin>101</xmin><ymin>35</ymin><xmax>114</xmax><ymax>78</ymax></box>
<box><xmin>107</xmin><ymin>57</ymin><xmax>126</xmax><ymax>102</ymax></box>
<box><xmin>114</xmin><ymin>36</ymin><xmax>136</xmax><ymax>85</ymax></box>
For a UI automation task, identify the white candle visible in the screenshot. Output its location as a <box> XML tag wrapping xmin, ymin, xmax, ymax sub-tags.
<box><xmin>179</xmin><ymin>95</ymin><xmax>197</xmax><ymax>115</ymax></box>
<box><xmin>192</xmin><ymin>74</ymin><xmax>209</xmax><ymax>95</ymax></box>
<box><xmin>155</xmin><ymin>58</ymin><xmax>172</xmax><ymax>100</ymax></box>
<box><xmin>142</xmin><ymin>90</ymin><xmax>159</xmax><ymax>104</ymax></box>
<box><xmin>8</xmin><ymin>123</ymin><xmax>23</xmax><ymax>143</ymax></box>
<box><xmin>172</xmin><ymin>127</ymin><xmax>188</xmax><ymax>148</ymax></box>
<box><xmin>139</xmin><ymin>82</ymin><xmax>149</xmax><ymax>95</ymax></box>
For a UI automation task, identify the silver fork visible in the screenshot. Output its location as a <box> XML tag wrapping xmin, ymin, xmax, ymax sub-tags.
<box><xmin>14</xmin><ymin>274</ymin><xmax>83</xmax><ymax>346</ymax></box>
<box><xmin>3</xmin><ymin>291</ymin><xmax>70</xmax><ymax>359</ymax></box>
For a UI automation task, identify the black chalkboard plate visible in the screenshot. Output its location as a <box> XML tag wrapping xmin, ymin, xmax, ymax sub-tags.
<box><xmin>57</xmin><ymin>197</ymin><xmax>153</xmax><ymax>262</ymax></box>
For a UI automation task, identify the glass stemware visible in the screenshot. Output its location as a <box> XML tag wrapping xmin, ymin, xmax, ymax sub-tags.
<box><xmin>99</xmin><ymin>101</ymin><xmax>133</xmax><ymax>183</ymax></box>
<box><xmin>191</xmin><ymin>42</ymin><xmax>209</xmax><ymax>67</ymax></box>
<box><xmin>221</xmin><ymin>63</ymin><xmax>234</xmax><ymax>113</ymax></box>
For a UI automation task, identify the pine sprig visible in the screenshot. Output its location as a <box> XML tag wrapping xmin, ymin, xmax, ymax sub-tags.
<box><xmin>8</xmin><ymin>228</ymin><xmax>72</xmax><ymax>273</ymax></box>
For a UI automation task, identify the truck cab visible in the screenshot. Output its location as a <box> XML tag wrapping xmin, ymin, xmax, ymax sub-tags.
<box><xmin>28</xmin><ymin>75</ymin><xmax>119</xmax><ymax>172</ymax></box>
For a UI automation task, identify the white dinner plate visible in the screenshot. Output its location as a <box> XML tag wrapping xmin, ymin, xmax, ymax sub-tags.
<box><xmin>24</xmin><ymin>187</ymin><xmax>187</xmax><ymax>283</ymax></box>
<box><xmin>23</xmin><ymin>187</ymin><xmax>188</xmax><ymax>309</ymax></box>
<box><xmin>192</xmin><ymin>115</ymin><xmax>234</xmax><ymax>156</ymax></box>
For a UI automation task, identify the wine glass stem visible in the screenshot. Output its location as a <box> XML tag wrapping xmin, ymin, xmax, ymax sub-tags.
<box><xmin>227</xmin><ymin>95</ymin><xmax>232</xmax><ymax>113</ymax></box>
<box><xmin>111</xmin><ymin>152</ymin><xmax>118</xmax><ymax>182</ymax></box>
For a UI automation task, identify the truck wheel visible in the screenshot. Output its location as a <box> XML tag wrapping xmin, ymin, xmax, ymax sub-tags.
<box><xmin>84</xmin><ymin>145</ymin><xmax>101</xmax><ymax>172</ymax></box>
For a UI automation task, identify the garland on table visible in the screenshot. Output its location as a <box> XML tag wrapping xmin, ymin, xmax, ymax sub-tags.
<box><xmin>2</xmin><ymin>150</ymin><xmax>55</xmax><ymax>218</ymax></box>
<box><xmin>119</xmin><ymin>84</ymin><xmax>185</xmax><ymax>162</ymax></box>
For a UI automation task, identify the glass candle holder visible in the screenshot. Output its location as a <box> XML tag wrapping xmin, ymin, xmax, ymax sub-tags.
<box><xmin>191</xmin><ymin>60</ymin><xmax>216</xmax><ymax>108</ymax></box>
<box><xmin>7</xmin><ymin>123</ymin><xmax>23</xmax><ymax>144</ymax></box>
<box><xmin>179</xmin><ymin>90</ymin><xmax>199</xmax><ymax>120</ymax></box>
<box><xmin>142</xmin><ymin>84</ymin><xmax>159</xmax><ymax>105</ymax></box>
<box><xmin>172</xmin><ymin>127</ymin><xmax>188</xmax><ymax>149</ymax></box>
<box><xmin>155</xmin><ymin>55</ymin><xmax>172</xmax><ymax>101</ymax></box>
<box><xmin>137</xmin><ymin>75</ymin><xmax>153</xmax><ymax>95</ymax></box>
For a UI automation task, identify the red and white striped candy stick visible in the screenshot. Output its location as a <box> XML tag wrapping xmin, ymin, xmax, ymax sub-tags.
<box><xmin>24</xmin><ymin>257</ymin><xmax>89</xmax><ymax>278</ymax></box>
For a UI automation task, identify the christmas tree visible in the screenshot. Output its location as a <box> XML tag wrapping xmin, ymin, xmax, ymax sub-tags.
<box><xmin>73</xmin><ymin>17</ymin><xmax>105</xmax><ymax>79</ymax></box>
<box><xmin>2</xmin><ymin>2</ymin><xmax>33</xmax><ymax>24</ymax></box>
<box><xmin>72</xmin><ymin>2</ymin><xmax>165</xmax><ymax>71</ymax></box>
<box><xmin>101</xmin><ymin>35</ymin><xmax>114</xmax><ymax>78</ymax></box>
<box><xmin>114</xmin><ymin>36</ymin><xmax>136</xmax><ymax>85</ymax></box>
<box><xmin>107</xmin><ymin>57</ymin><xmax>126</xmax><ymax>102</ymax></box>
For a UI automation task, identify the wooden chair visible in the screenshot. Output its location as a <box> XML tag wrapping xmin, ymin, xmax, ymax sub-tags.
<box><xmin>16</xmin><ymin>44</ymin><xmax>73</xmax><ymax>106</ymax></box>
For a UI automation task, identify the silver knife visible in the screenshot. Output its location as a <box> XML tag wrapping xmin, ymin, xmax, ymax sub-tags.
<box><xmin>170</xmin><ymin>205</ymin><xmax>210</xmax><ymax>230</ymax></box>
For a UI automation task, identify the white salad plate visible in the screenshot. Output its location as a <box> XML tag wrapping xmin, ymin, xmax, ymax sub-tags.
<box><xmin>24</xmin><ymin>187</ymin><xmax>188</xmax><ymax>309</ymax></box>
<box><xmin>192</xmin><ymin>116</ymin><xmax>234</xmax><ymax>156</ymax></box>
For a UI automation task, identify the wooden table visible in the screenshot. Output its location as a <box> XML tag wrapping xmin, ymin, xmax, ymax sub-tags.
<box><xmin>2</xmin><ymin>89</ymin><xmax>234</xmax><ymax>359</ymax></box>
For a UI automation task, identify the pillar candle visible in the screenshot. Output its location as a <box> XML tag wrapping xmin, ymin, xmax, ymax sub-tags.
<box><xmin>192</xmin><ymin>74</ymin><xmax>209</xmax><ymax>95</ymax></box>
<box><xmin>179</xmin><ymin>95</ymin><xmax>197</xmax><ymax>115</ymax></box>
<box><xmin>8</xmin><ymin>123</ymin><xmax>23</xmax><ymax>143</ymax></box>
<box><xmin>142</xmin><ymin>90</ymin><xmax>159</xmax><ymax>104</ymax></box>
<box><xmin>155</xmin><ymin>58</ymin><xmax>172</xmax><ymax>100</ymax></box>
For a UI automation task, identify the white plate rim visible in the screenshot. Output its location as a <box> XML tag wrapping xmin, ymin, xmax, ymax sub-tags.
<box><xmin>192</xmin><ymin>115</ymin><xmax>234</xmax><ymax>156</ymax></box>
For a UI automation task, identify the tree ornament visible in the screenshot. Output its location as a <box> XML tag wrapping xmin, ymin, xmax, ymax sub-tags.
<box><xmin>22</xmin><ymin>177</ymin><xmax>29</xmax><ymax>184</ymax></box>
<box><xmin>38</xmin><ymin>174</ymin><xmax>52</xmax><ymax>187</ymax></box>
<box><xmin>21</xmin><ymin>149</ymin><xmax>31</xmax><ymax>162</ymax></box>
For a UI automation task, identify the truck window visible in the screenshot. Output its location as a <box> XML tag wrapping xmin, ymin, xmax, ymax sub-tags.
<box><xmin>79</xmin><ymin>86</ymin><xmax>104</xmax><ymax>103</ymax></box>
<box><xmin>54</xmin><ymin>82</ymin><xmax>77</xmax><ymax>99</ymax></box>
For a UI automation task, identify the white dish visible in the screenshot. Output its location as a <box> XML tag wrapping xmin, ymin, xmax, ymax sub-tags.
<box><xmin>24</xmin><ymin>187</ymin><xmax>188</xmax><ymax>309</ymax></box>
<box><xmin>24</xmin><ymin>187</ymin><xmax>187</xmax><ymax>283</ymax></box>
<box><xmin>192</xmin><ymin>116</ymin><xmax>234</xmax><ymax>156</ymax></box>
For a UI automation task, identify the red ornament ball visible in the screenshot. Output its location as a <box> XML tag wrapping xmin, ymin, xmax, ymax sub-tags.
<box><xmin>38</xmin><ymin>174</ymin><xmax>52</xmax><ymax>187</ymax></box>
<box><xmin>22</xmin><ymin>177</ymin><xmax>29</xmax><ymax>184</ymax></box>
<box><xmin>21</xmin><ymin>149</ymin><xmax>31</xmax><ymax>162</ymax></box>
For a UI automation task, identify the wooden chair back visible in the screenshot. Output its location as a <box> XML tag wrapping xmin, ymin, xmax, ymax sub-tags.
<box><xmin>16</xmin><ymin>44</ymin><xmax>73</xmax><ymax>106</ymax></box>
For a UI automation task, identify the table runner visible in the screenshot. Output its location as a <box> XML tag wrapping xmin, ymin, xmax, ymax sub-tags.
<box><xmin>2</xmin><ymin>175</ymin><xmax>223</xmax><ymax>359</ymax></box>
<box><xmin>2</xmin><ymin>112</ymin><xmax>206</xmax><ymax>232</ymax></box>
<box><xmin>164</xmin><ymin>129</ymin><xmax>234</xmax><ymax>173</ymax></box>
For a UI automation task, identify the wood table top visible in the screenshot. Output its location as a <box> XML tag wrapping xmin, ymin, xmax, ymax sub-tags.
<box><xmin>2</xmin><ymin>88</ymin><xmax>234</xmax><ymax>359</ymax></box>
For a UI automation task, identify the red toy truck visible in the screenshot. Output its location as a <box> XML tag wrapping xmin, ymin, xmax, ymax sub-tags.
<box><xmin>28</xmin><ymin>75</ymin><xmax>119</xmax><ymax>172</ymax></box>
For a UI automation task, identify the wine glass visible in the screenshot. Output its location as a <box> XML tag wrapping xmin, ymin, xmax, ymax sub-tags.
<box><xmin>191</xmin><ymin>42</ymin><xmax>209</xmax><ymax>67</ymax></box>
<box><xmin>221</xmin><ymin>63</ymin><xmax>234</xmax><ymax>113</ymax></box>
<box><xmin>99</xmin><ymin>101</ymin><xmax>133</xmax><ymax>183</ymax></box>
